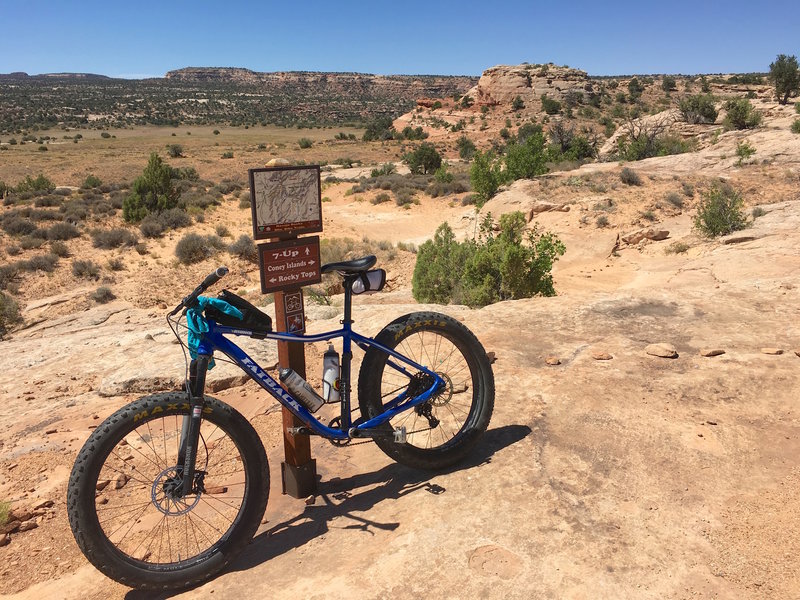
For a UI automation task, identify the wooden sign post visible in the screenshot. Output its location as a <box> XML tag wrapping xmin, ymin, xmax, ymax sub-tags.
<box><xmin>249</xmin><ymin>165</ymin><xmax>323</xmax><ymax>499</ymax></box>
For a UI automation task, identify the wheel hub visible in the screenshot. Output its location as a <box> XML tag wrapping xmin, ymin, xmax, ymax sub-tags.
<box><xmin>151</xmin><ymin>466</ymin><xmax>203</xmax><ymax>515</ymax></box>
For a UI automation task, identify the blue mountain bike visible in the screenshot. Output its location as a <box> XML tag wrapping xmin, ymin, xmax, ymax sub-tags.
<box><xmin>67</xmin><ymin>256</ymin><xmax>494</xmax><ymax>590</ymax></box>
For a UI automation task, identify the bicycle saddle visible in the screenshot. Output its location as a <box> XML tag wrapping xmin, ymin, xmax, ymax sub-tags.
<box><xmin>321</xmin><ymin>255</ymin><xmax>377</xmax><ymax>275</ymax></box>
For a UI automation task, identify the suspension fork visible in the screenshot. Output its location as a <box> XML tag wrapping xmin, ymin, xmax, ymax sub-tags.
<box><xmin>178</xmin><ymin>355</ymin><xmax>210</xmax><ymax>496</ymax></box>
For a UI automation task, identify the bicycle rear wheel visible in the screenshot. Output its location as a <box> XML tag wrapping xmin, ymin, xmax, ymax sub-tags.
<box><xmin>67</xmin><ymin>392</ymin><xmax>269</xmax><ymax>591</ymax></box>
<box><xmin>358</xmin><ymin>312</ymin><xmax>494</xmax><ymax>470</ymax></box>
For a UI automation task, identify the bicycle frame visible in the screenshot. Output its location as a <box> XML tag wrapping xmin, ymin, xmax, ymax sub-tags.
<box><xmin>194</xmin><ymin>319</ymin><xmax>446</xmax><ymax>442</ymax></box>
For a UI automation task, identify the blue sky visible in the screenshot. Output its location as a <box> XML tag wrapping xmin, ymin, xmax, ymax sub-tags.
<box><xmin>1</xmin><ymin>0</ymin><xmax>798</xmax><ymax>77</ymax></box>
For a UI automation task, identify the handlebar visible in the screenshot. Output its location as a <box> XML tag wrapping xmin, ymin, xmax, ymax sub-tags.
<box><xmin>168</xmin><ymin>266</ymin><xmax>229</xmax><ymax>316</ymax></box>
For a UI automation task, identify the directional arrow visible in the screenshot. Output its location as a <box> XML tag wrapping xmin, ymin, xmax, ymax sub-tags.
<box><xmin>270</xmin><ymin>277</ymin><xmax>277</xmax><ymax>283</ymax></box>
<box><xmin>308</xmin><ymin>260</ymin><xmax>315</xmax><ymax>265</ymax></box>
<box><xmin>305</xmin><ymin>248</ymin><xmax>310</xmax><ymax>256</ymax></box>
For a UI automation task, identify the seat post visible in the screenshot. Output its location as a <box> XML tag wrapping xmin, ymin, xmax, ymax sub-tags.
<box><xmin>342</xmin><ymin>275</ymin><xmax>355</xmax><ymax>324</ymax></box>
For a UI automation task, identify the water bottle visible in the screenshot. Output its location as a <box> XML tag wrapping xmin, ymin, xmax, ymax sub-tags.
<box><xmin>279</xmin><ymin>368</ymin><xmax>324</xmax><ymax>413</ymax></box>
<box><xmin>322</xmin><ymin>344</ymin><xmax>340</xmax><ymax>403</ymax></box>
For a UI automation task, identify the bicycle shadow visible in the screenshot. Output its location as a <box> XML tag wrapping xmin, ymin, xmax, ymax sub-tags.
<box><xmin>124</xmin><ymin>423</ymin><xmax>530</xmax><ymax>599</ymax></box>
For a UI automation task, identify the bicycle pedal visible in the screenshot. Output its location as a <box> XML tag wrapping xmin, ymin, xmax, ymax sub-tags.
<box><xmin>393</xmin><ymin>426</ymin><xmax>407</xmax><ymax>444</ymax></box>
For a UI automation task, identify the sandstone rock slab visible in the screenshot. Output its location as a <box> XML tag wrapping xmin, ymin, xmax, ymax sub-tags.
<box><xmin>700</xmin><ymin>348</ymin><xmax>726</xmax><ymax>357</ymax></box>
<box><xmin>646</xmin><ymin>343</ymin><xmax>678</xmax><ymax>358</ymax></box>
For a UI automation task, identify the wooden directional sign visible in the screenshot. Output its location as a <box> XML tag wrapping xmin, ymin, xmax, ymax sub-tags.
<box><xmin>257</xmin><ymin>236</ymin><xmax>322</xmax><ymax>294</ymax></box>
<box><xmin>249</xmin><ymin>165</ymin><xmax>322</xmax><ymax>240</ymax></box>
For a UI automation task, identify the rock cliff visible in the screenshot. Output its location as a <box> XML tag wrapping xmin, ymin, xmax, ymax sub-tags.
<box><xmin>465</xmin><ymin>63</ymin><xmax>591</xmax><ymax>106</ymax></box>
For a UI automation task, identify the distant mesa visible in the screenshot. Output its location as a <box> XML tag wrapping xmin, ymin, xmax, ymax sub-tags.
<box><xmin>466</xmin><ymin>63</ymin><xmax>590</xmax><ymax>107</ymax></box>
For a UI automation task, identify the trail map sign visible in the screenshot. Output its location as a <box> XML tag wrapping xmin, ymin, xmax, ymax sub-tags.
<box><xmin>249</xmin><ymin>165</ymin><xmax>322</xmax><ymax>240</ymax></box>
<box><xmin>257</xmin><ymin>236</ymin><xmax>321</xmax><ymax>294</ymax></box>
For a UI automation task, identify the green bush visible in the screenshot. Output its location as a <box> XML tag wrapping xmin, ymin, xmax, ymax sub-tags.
<box><xmin>504</xmin><ymin>129</ymin><xmax>548</xmax><ymax>181</ymax></box>
<box><xmin>16</xmin><ymin>174</ymin><xmax>55</xmax><ymax>194</ymax></box>
<box><xmin>769</xmin><ymin>54</ymin><xmax>799</xmax><ymax>104</ymax></box>
<box><xmin>298</xmin><ymin>138</ymin><xmax>313</xmax><ymax>149</ymax></box>
<box><xmin>693</xmin><ymin>183</ymin><xmax>747</xmax><ymax>237</ymax></box>
<box><xmin>221</xmin><ymin>151</ymin><xmax>234</xmax><ymax>159</ymax></box>
<box><xmin>107</xmin><ymin>257</ymin><xmax>126</xmax><ymax>271</ymax></box>
<box><xmin>541</xmin><ymin>94</ymin><xmax>561</xmax><ymax>115</ymax></box>
<box><xmin>791</xmin><ymin>119</ymin><xmax>800</xmax><ymax>134</ymax></box>
<box><xmin>661</xmin><ymin>76</ymin><xmax>677</xmax><ymax>92</ymax></box>
<box><xmin>81</xmin><ymin>174</ymin><xmax>102</xmax><ymax>189</ymax></box>
<box><xmin>404</xmin><ymin>143</ymin><xmax>442</xmax><ymax>175</ymax></box>
<box><xmin>512</xmin><ymin>96</ymin><xmax>525</xmax><ymax>111</ymax></box>
<box><xmin>628</xmin><ymin>77</ymin><xmax>644</xmax><ymax>100</ymax></box>
<box><xmin>469</xmin><ymin>150</ymin><xmax>502</xmax><ymax>205</ymax></box>
<box><xmin>678</xmin><ymin>94</ymin><xmax>718</xmax><ymax>124</ymax></box>
<box><xmin>370</xmin><ymin>163</ymin><xmax>396</xmax><ymax>177</ymax></box>
<box><xmin>175</xmin><ymin>233</ymin><xmax>225</xmax><ymax>264</ymax></box>
<box><xmin>457</xmin><ymin>136</ymin><xmax>477</xmax><ymax>161</ymax></box>
<box><xmin>371</xmin><ymin>192</ymin><xmax>391</xmax><ymax>204</ymax></box>
<box><xmin>412</xmin><ymin>213</ymin><xmax>565</xmax><ymax>307</ymax></box>
<box><xmin>100</xmin><ymin>131</ymin><xmax>111</xmax><ymax>139</ymax></box>
<box><xmin>620</xmin><ymin>167</ymin><xmax>642</xmax><ymax>186</ymax></box>
<box><xmin>1</xmin><ymin>216</ymin><xmax>37</xmax><ymax>236</ymax></box>
<box><xmin>50</xmin><ymin>240</ymin><xmax>70</xmax><ymax>257</ymax></box>
<box><xmin>0</xmin><ymin>291</ymin><xmax>22</xmax><ymax>338</ymax></box>
<box><xmin>399</xmin><ymin>126</ymin><xmax>427</xmax><ymax>141</ymax></box>
<box><xmin>362</xmin><ymin>116</ymin><xmax>395</xmax><ymax>141</ymax></box>
<box><xmin>736</xmin><ymin>140</ymin><xmax>756</xmax><ymax>164</ymax></box>
<box><xmin>723</xmin><ymin>99</ymin><xmax>762</xmax><ymax>130</ymax></box>
<box><xmin>123</xmin><ymin>153</ymin><xmax>179</xmax><ymax>222</ymax></box>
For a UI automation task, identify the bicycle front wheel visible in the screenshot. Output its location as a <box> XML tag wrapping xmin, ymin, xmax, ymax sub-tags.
<box><xmin>358</xmin><ymin>312</ymin><xmax>494</xmax><ymax>470</ymax></box>
<box><xmin>67</xmin><ymin>393</ymin><xmax>269</xmax><ymax>591</ymax></box>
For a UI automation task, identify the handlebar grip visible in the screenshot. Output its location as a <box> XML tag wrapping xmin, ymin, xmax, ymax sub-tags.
<box><xmin>201</xmin><ymin>266</ymin><xmax>229</xmax><ymax>290</ymax></box>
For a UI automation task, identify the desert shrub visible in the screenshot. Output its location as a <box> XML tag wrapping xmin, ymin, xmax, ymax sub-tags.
<box><xmin>678</xmin><ymin>95</ymin><xmax>718</xmax><ymax>124</ymax></box>
<box><xmin>412</xmin><ymin>214</ymin><xmax>565</xmax><ymax>307</ymax></box>
<box><xmin>362</xmin><ymin>116</ymin><xmax>395</xmax><ymax>141</ymax></box>
<box><xmin>769</xmin><ymin>54</ymin><xmax>800</xmax><ymax>104</ymax></box>
<box><xmin>72</xmin><ymin>259</ymin><xmax>100</xmax><ymax>278</ymax></box>
<box><xmin>213</xmin><ymin>129</ymin><xmax>220</xmax><ymax>135</ymax></box>
<box><xmin>370</xmin><ymin>163</ymin><xmax>396</xmax><ymax>177</ymax></box>
<box><xmin>596</xmin><ymin>215</ymin><xmax>610</xmax><ymax>228</ymax></box>
<box><xmin>540</xmin><ymin>94</ymin><xmax>561</xmax><ymax>115</ymax></box>
<box><xmin>371</xmin><ymin>192</ymin><xmax>391</xmax><ymax>205</ymax></box>
<box><xmin>399</xmin><ymin>126</ymin><xmax>427</xmax><ymax>141</ymax></box>
<box><xmin>21</xmin><ymin>253</ymin><xmax>58</xmax><ymax>272</ymax></box>
<box><xmin>107</xmin><ymin>257</ymin><xmax>126</xmax><ymax>271</ymax></box>
<box><xmin>123</xmin><ymin>153</ymin><xmax>179</xmax><ymax>222</ymax></box>
<box><xmin>166</xmin><ymin>144</ymin><xmax>183</xmax><ymax>158</ymax></box>
<box><xmin>628</xmin><ymin>77</ymin><xmax>644</xmax><ymax>100</ymax></box>
<box><xmin>100</xmin><ymin>132</ymin><xmax>111</xmax><ymax>139</ymax></box>
<box><xmin>134</xmin><ymin>242</ymin><xmax>148</xmax><ymax>255</ymax></box>
<box><xmin>752</xmin><ymin>206</ymin><xmax>766</xmax><ymax>218</ymax></box>
<box><xmin>180</xmin><ymin>191</ymin><xmax>218</xmax><ymax>210</ymax></box>
<box><xmin>661</xmin><ymin>76</ymin><xmax>677</xmax><ymax>92</ymax></box>
<box><xmin>1</xmin><ymin>216</ymin><xmax>37</xmax><ymax>236</ymax></box>
<box><xmin>81</xmin><ymin>174</ymin><xmax>102</xmax><ymax>189</ymax></box>
<box><xmin>723</xmin><ymin>99</ymin><xmax>762</xmax><ymax>130</ymax></box>
<box><xmin>620</xmin><ymin>167</ymin><xmax>642</xmax><ymax>186</ymax></box>
<box><xmin>457</xmin><ymin>136</ymin><xmax>477</xmax><ymax>161</ymax></box>
<box><xmin>665</xmin><ymin>241</ymin><xmax>690</xmax><ymax>254</ymax></box>
<box><xmin>693</xmin><ymin>183</ymin><xmax>747</xmax><ymax>237</ymax></box>
<box><xmin>395</xmin><ymin>189</ymin><xmax>415</xmax><ymax>206</ymax></box>
<box><xmin>665</xmin><ymin>192</ymin><xmax>684</xmax><ymax>208</ymax></box>
<box><xmin>46</xmin><ymin>222</ymin><xmax>80</xmax><ymax>240</ymax></box>
<box><xmin>48</xmin><ymin>240</ymin><xmax>69</xmax><ymax>258</ymax></box>
<box><xmin>0</xmin><ymin>292</ymin><xmax>22</xmax><ymax>337</ymax></box>
<box><xmin>215</xmin><ymin>224</ymin><xmax>231</xmax><ymax>237</ymax></box>
<box><xmin>175</xmin><ymin>233</ymin><xmax>224</xmax><ymax>264</ymax></box>
<box><xmin>221</xmin><ymin>151</ymin><xmax>234</xmax><ymax>159</ymax></box>
<box><xmin>228</xmin><ymin>234</ymin><xmax>258</xmax><ymax>262</ymax></box>
<box><xmin>6</xmin><ymin>245</ymin><xmax>21</xmax><ymax>256</ymax></box>
<box><xmin>404</xmin><ymin>143</ymin><xmax>442</xmax><ymax>174</ymax></box>
<box><xmin>0</xmin><ymin>264</ymin><xmax>18</xmax><ymax>290</ymax></box>
<box><xmin>91</xmin><ymin>286</ymin><xmax>116</xmax><ymax>303</ymax></box>
<box><xmin>296</xmin><ymin>137</ymin><xmax>313</xmax><ymax>149</ymax></box>
<box><xmin>16</xmin><ymin>174</ymin><xmax>55</xmax><ymax>194</ymax></box>
<box><xmin>512</xmin><ymin>95</ymin><xmax>525</xmax><ymax>110</ymax></box>
<box><xmin>91</xmin><ymin>228</ymin><xmax>138</xmax><ymax>249</ymax></box>
<box><xmin>736</xmin><ymin>140</ymin><xmax>756</xmax><ymax>164</ymax></box>
<box><xmin>139</xmin><ymin>215</ymin><xmax>165</xmax><ymax>238</ymax></box>
<box><xmin>791</xmin><ymin>119</ymin><xmax>800</xmax><ymax>134</ymax></box>
<box><xmin>504</xmin><ymin>129</ymin><xmax>548</xmax><ymax>181</ymax></box>
<box><xmin>34</xmin><ymin>195</ymin><xmax>63</xmax><ymax>208</ymax></box>
<box><xmin>470</xmin><ymin>151</ymin><xmax>503</xmax><ymax>205</ymax></box>
<box><xmin>616</xmin><ymin>117</ymin><xmax>690</xmax><ymax>160</ymax></box>
<box><xmin>19</xmin><ymin>235</ymin><xmax>46</xmax><ymax>250</ymax></box>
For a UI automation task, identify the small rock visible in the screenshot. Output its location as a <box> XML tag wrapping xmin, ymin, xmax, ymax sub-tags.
<box><xmin>0</xmin><ymin>520</ymin><xmax>21</xmax><ymax>535</ymax></box>
<box><xmin>761</xmin><ymin>348</ymin><xmax>783</xmax><ymax>355</ymax></box>
<box><xmin>17</xmin><ymin>520</ymin><xmax>38</xmax><ymax>533</ymax></box>
<box><xmin>205</xmin><ymin>486</ymin><xmax>228</xmax><ymax>495</ymax></box>
<box><xmin>591</xmin><ymin>350</ymin><xmax>613</xmax><ymax>361</ymax></box>
<box><xmin>486</xmin><ymin>351</ymin><xmax>497</xmax><ymax>364</ymax></box>
<box><xmin>144</xmin><ymin>333</ymin><xmax>155</xmax><ymax>341</ymax></box>
<box><xmin>9</xmin><ymin>508</ymin><xmax>33</xmax><ymax>523</ymax></box>
<box><xmin>700</xmin><ymin>348</ymin><xmax>725</xmax><ymax>357</ymax></box>
<box><xmin>7</xmin><ymin>463</ymin><xmax>18</xmax><ymax>471</ymax></box>
<box><xmin>304</xmin><ymin>495</ymin><xmax>316</xmax><ymax>506</ymax></box>
<box><xmin>45</xmin><ymin>429</ymin><xmax>58</xmax><ymax>435</ymax></box>
<box><xmin>646</xmin><ymin>343</ymin><xmax>678</xmax><ymax>359</ymax></box>
<box><xmin>114</xmin><ymin>473</ymin><xmax>130</xmax><ymax>489</ymax></box>
<box><xmin>0</xmin><ymin>534</ymin><xmax>9</xmax><ymax>547</ymax></box>
<box><xmin>96</xmin><ymin>479</ymin><xmax>111</xmax><ymax>492</ymax></box>
<box><xmin>545</xmin><ymin>356</ymin><xmax>561</xmax><ymax>366</ymax></box>
<box><xmin>97</xmin><ymin>497</ymin><xmax>108</xmax><ymax>505</ymax></box>
<box><xmin>795</xmin><ymin>350</ymin><xmax>800</xmax><ymax>358</ymax></box>
<box><xmin>261</xmin><ymin>516</ymin><xmax>270</xmax><ymax>524</ymax></box>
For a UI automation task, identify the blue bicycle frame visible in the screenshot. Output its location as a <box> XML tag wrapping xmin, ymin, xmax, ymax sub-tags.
<box><xmin>194</xmin><ymin>319</ymin><xmax>446</xmax><ymax>442</ymax></box>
